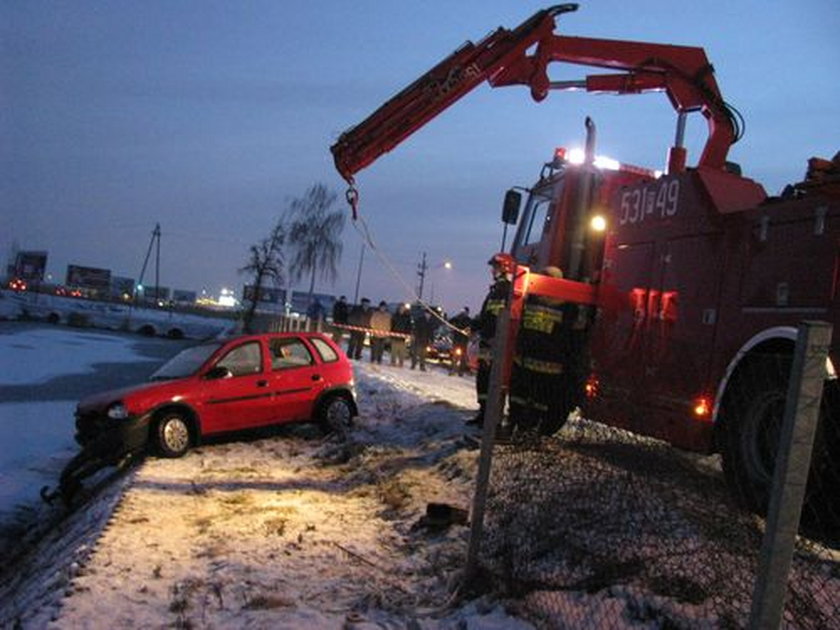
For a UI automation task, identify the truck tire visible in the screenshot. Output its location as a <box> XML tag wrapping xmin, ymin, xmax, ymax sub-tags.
<box><xmin>719</xmin><ymin>354</ymin><xmax>840</xmax><ymax>541</ymax></box>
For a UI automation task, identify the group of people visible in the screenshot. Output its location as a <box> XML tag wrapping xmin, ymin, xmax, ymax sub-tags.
<box><xmin>328</xmin><ymin>250</ymin><xmax>586</xmax><ymax>439</ymax></box>
<box><xmin>330</xmin><ymin>296</ymin><xmax>440</xmax><ymax>370</ymax></box>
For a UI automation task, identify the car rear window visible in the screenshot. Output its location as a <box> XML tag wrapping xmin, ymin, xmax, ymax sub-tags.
<box><xmin>270</xmin><ymin>337</ymin><xmax>314</xmax><ymax>369</ymax></box>
<box><xmin>310</xmin><ymin>337</ymin><xmax>339</xmax><ymax>363</ymax></box>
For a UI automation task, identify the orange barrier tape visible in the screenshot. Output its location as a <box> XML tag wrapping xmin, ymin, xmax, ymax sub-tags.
<box><xmin>331</xmin><ymin>323</ymin><xmax>412</xmax><ymax>339</ymax></box>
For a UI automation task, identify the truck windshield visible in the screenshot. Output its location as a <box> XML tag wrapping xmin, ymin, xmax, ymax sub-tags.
<box><xmin>512</xmin><ymin>178</ymin><xmax>561</xmax><ymax>254</ymax></box>
<box><xmin>150</xmin><ymin>342</ymin><xmax>224</xmax><ymax>380</ymax></box>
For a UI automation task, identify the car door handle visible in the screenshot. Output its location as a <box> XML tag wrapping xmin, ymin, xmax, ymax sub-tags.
<box><xmin>256</xmin><ymin>380</ymin><xmax>269</xmax><ymax>387</ymax></box>
<box><xmin>311</xmin><ymin>374</ymin><xmax>322</xmax><ymax>382</ymax></box>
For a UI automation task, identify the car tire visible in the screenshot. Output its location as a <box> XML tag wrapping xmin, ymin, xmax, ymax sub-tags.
<box><xmin>719</xmin><ymin>354</ymin><xmax>840</xmax><ymax>538</ymax></box>
<box><xmin>154</xmin><ymin>412</ymin><xmax>191</xmax><ymax>458</ymax></box>
<box><xmin>318</xmin><ymin>394</ymin><xmax>354</xmax><ymax>437</ymax></box>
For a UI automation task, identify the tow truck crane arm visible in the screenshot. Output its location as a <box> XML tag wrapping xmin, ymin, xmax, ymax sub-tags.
<box><xmin>330</xmin><ymin>3</ymin><xmax>739</xmax><ymax>185</ymax></box>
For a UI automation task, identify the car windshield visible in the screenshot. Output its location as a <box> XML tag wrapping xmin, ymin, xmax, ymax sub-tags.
<box><xmin>149</xmin><ymin>342</ymin><xmax>223</xmax><ymax>380</ymax></box>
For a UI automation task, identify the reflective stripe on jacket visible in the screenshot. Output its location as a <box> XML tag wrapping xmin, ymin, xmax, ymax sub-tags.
<box><xmin>513</xmin><ymin>356</ymin><xmax>564</xmax><ymax>375</ymax></box>
<box><xmin>521</xmin><ymin>303</ymin><xmax>565</xmax><ymax>334</ymax></box>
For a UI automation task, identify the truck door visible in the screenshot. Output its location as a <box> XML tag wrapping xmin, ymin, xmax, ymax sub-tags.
<box><xmin>591</xmin><ymin>240</ymin><xmax>657</xmax><ymax>432</ymax></box>
<box><xmin>646</xmin><ymin>234</ymin><xmax>725</xmax><ymax>409</ymax></box>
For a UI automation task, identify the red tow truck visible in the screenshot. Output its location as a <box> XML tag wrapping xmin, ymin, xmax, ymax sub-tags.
<box><xmin>330</xmin><ymin>4</ymin><xmax>840</xmax><ymax>529</ymax></box>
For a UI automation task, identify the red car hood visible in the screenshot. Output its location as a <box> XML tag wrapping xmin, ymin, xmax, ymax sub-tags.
<box><xmin>77</xmin><ymin>378</ymin><xmax>190</xmax><ymax>414</ymax></box>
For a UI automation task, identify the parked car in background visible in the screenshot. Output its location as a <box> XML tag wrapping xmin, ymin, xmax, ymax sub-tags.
<box><xmin>74</xmin><ymin>332</ymin><xmax>358</xmax><ymax>459</ymax></box>
<box><xmin>425</xmin><ymin>326</ymin><xmax>453</xmax><ymax>364</ymax></box>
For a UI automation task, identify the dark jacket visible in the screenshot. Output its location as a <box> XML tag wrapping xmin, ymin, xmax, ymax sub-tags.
<box><xmin>348</xmin><ymin>304</ymin><xmax>372</xmax><ymax>328</ymax></box>
<box><xmin>411</xmin><ymin>313</ymin><xmax>436</xmax><ymax>346</ymax></box>
<box><xmin>332</xmin><ymin>299</ymin><xmax>349</xmax><ymax>325</ymax></box>
<box><xmin>477</xmin><ymin>279</ymin><xmax>510</xmax><ymax>348</ymax></box>
<box><xmin>391</xmin><ymin>310</ymin><xmax>412</xmax><ymax>337</ymax></box>
<box><xmin>449</xmin><ymin>310</ymin><xmax>472</xmax><ymax>346</ymax></box>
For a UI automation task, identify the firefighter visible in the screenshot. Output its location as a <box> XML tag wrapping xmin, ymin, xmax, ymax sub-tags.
<box><xmin>508</xmin><ymin>266</ymin><xmax>569</xmax><ymax>435</ymax></box>
<box><xmin>466</xmin><ymin>253</ymin><xmax>514</xmax><ymax>427</ymax></box>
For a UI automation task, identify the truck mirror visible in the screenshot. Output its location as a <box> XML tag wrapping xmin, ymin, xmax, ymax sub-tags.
<box><xmin>502</xmin><ymin>189</ymin><xmax>522</xmax><ymax>224</ymax></box>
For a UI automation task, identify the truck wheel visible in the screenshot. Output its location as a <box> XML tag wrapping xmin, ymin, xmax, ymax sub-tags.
<box><xmin>155</xmin><ymin>412</ymin><xmax>191</xmax><ymax>458</ymax></box>
<box><xmin>318</xmin><ymin>394</ymin><xmax>353</xmax><ymax>437</ymax></box>
<box><xmin>719</xmin><ymin>354</ymin><xmax>840</xmax><ymax>539</ymax></box>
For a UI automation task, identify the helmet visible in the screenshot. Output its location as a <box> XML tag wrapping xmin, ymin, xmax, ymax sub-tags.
<box><xmin>488</xmin><ymin>253</ymin><xmax>515</xmax><ymax>275</ymax></box>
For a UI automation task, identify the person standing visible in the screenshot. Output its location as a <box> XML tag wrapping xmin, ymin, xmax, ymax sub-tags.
<box><xmin>369</xmin><ymin>301</ymin><xmax>392</xmax><ymax>364</ymax></box>
<box><xmin>331</xmin><ymin>295</ymin><xmax>349</xmax><ymax>344</ymax></box>
<box><xmin>467</xmin><ymin>254</ymin><xmax>514</xmax><ymax>427</ymax></box>
<box><xmin>347</xmin><ymin>298</ymin><xmax>371</xmax><ymax>360</ymax></box>
<box><xmin>410</xmin><ymin>307</ymin><xmax>435</xmax><ymax>372</ymax></box>
<box><xmin>508</xmin><ymin>266</ymin><xmax>568</xmax><ymax>436</ymax></box>
<box><xmin>448</xmin><ymin>306</ymin><xmax>472</xmax><ymax>376</ymax></box>
<box><xmin>390</xmin><ymin>303</ymin><xmax>412</xmax><ymax>367</ymax></box>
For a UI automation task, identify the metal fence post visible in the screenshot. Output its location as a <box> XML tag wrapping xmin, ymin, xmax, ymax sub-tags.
<box><xmin>749</xmin><ymin>321</ymin><xmax>832</xmax><ymax>629</ymax></box>
<box><xmin>465</xmin><ymin>303</ymin><xmax>513</xmax><ymax>580</ymax></box>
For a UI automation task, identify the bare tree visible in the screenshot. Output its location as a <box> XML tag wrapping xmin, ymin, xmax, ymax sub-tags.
<box><xmin>287</xmin><ymin>183</ymin><xmax>345</xmax><ymax>302</ymax></box>
<box><xmin>240</xmin><ymin>219</ymin><xmax>286</xmax><ymax>333</ymax></box>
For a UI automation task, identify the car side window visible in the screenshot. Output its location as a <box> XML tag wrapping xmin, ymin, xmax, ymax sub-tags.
<box><xmin>310</xmin><ymin>337</ymin><xmax>339</xmax><ymax>363</ymax></box>
<box><xmin>270</xmin><ymin>338</ymin><xmax>314</xmax><ymax>370</ymax></box>
<box><xmin>216</xmin><ymin>341</ymin><xmax>263</xmax><ymax>377</ymax></box>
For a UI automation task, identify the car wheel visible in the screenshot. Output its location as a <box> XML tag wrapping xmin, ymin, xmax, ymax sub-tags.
<box><xmin>719</xmin><ymin>354</ymin><xmax>840</xmax><ymax>538</ymax></box>
<box><xmin>318</xmin><ymin>395</ymin><xmax>354</xmax><ymax>437</ymax></box>
<box><xmin>155</xmin><ymin>412</ymin><xmax>191</xmax><ymax>458</ymax></box>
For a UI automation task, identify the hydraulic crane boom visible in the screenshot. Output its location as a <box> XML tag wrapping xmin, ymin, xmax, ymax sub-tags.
<box><xmin>330</xmin><ymin>4</ymin><xmax>739</xmax><ymax>185</ymax></box>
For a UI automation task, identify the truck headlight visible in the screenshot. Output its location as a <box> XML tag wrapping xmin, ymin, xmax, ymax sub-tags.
<box><xmin>107</xmin><ymin>402</ymin><xmax>129</xmax><ymax>420</ymax></box>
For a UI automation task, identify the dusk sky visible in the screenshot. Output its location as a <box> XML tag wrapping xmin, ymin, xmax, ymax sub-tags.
<box><xmin>3</xmin><ymin>1</ymin><xmax>838</xmax><ymax>314</ymax></box>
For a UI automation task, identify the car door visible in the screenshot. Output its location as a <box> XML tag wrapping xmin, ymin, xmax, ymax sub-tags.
<box><xmin>266</xmin><ymin>336</ymin><xmax>326</xmax><ymax>423</ymax></box>
<box><xmin>198</xmin><ymin>339</ymin><xmax>274</xmax><ymax>433</ymax></box>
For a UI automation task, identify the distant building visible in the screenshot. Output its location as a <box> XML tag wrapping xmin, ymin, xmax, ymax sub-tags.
<box><xmin>242</xmin><ymin>285</ymin><xmax>285</xmax><ymax>310</ymax></box>
<box><xmin>172</xmin><ymin>289</ymin><xmax>197</xmax><ymax>304</ymax></box>
<box><xmin>289</xmin><ymin>291</ymin><xmax>335</xmax><ymax>316</ymax></box>
<box><xmin>139</xmin><ymin>285</ymin><xmax>170</xmax><ymax>303</ymax></box>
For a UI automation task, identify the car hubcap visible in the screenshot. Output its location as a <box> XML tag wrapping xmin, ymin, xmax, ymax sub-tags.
<box><xmin>163</xmin><ymin>418</ymin><xmax>189</xmax><ymax>453</ymax></box>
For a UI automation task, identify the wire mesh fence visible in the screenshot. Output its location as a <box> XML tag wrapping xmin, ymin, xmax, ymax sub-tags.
<box><xmin>467</xmin><ymin>323</ymin><xmax>840</xmax><ymax>629</ymax></box>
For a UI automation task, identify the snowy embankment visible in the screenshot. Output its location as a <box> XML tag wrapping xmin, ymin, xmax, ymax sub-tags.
<box><xmin>1</xmin><ymin>337</ymin><xmax>532</xmax><ymax>629</ymax></box>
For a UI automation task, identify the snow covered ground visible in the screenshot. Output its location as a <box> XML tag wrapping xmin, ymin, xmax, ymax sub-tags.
<box><xmin>0</xmin><ymin>324</ymin><xmax>532</xmax><ymax>628</ymax></box>
<box><xmin>1</xmin><ymin>325</ymin><xmax>837</xmax><ymax>629</ymax></box>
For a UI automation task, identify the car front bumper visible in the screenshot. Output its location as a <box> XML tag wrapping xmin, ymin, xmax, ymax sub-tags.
<box><xmin>75</xmin><ymin>412</ymin><xmax>152</xmax><ymax>457</ymax></box>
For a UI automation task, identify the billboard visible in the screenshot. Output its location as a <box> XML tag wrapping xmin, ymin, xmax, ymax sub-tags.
<box><xmin>66</xmin><ymin>264</ymin><xmax>111</xmax><ymax>291</ymax></box>
<box><xmin>13</xmin><ymin>251</ymin><xmax>48</xmax><ymax>281</ymax></box>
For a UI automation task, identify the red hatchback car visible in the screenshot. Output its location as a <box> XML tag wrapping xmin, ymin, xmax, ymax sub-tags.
<box><xmin>74</xmin><ymin>332</ymin><xmax>358</xmax><ymax>459</ymax></box>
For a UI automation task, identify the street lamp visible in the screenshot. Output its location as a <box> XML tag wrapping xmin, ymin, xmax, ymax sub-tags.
<box><xmin>428</xmin><ymin>261</ymin><xmax>453</xmax><ymax>305</ymax></box>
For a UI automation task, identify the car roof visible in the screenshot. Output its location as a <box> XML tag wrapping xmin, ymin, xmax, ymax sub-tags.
<box><xmin>218</xmin><ymin>331</ymin><xmax>332</xmax><ymax>344</ymax></box>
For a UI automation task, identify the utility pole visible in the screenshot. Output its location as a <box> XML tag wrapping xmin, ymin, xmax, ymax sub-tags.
<box><xmin>136</xmin><ymin>223</ymin><xmax>162</xmax><ymax>303</ymax></box>
<box><xmin>416</xmin><ymin>252</ymin><xmax>428</xmax><ymax>300</ymax></box>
